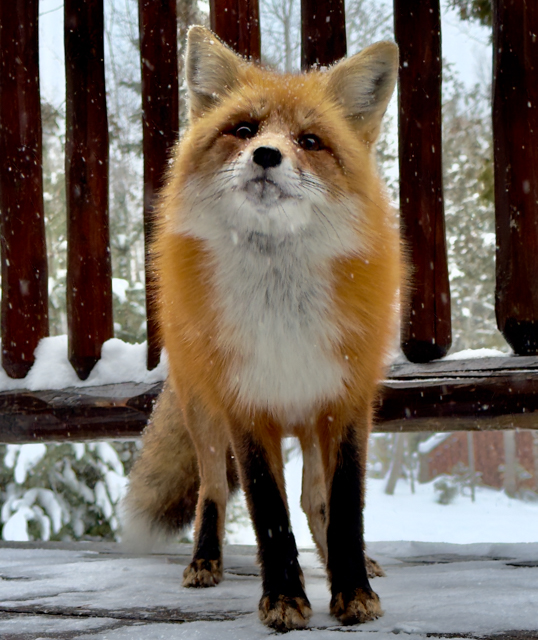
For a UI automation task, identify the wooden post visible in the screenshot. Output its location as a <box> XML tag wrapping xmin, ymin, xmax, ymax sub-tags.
<box><xmin>533</xmin><ymin>432</ymin><xmax>538</xmax><ymax>492</ymax></box>
<box><xmin>502</xmin><ymin>430</ymin><xmax>517</xmax><ymax>496</ymax></box>
<box><xmin>65</xmin><ymin>0</ymin><xmax>113</xmax><ymax>380</ymax></box>
<box><xmin>210</xmin><ymin>0</ymin><xmax>260</xmax><ymax>60</ymax></box>
<box><xmin>301</xmin><ymin>0</ymin><xmax>346</xmax><ymax>70</ymax></box>
<box><xmin>0</xmin><ymin>0</ymin><xmax>49</xmax><ymax>378</ymax></box>
<box><xmin>385</xmin><ymin>432</ymin><xmax>405</xmax><ymax>495</ymax></box>
<box><xmin>406</xmin><ymin>436</ymin><xmax>416</xmax><ymax>494</ymax></box>
<box><xmin>492</xmin><ymin>0</ymin><xmax>538</xmax><ymax>355</ymax></box>
<box><xmin>467</xmin><ymin>432</ymin><xmax>476</xmax><ymax>501</ymax></box>
<box><xmin>394</xmin><ymin>0</ymin><xmax>451</xmax><ymax>363</ymax></box>
<box><xmin>139</xmin><ymin>0</ymin><xmax>179</xmax><ymax>370</ymax></box>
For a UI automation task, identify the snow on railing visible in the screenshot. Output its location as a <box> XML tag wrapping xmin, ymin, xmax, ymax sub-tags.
<box><xmin>0</xmin><ymin>336</ymin><xmax>166</xmax><ymax>393</ymax></box>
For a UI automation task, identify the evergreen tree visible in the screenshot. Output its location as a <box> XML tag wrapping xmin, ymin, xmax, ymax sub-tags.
<box><xmin>448</xmin><ymin>0</ymin><xmax>492</xmax><ymax>27</ymax></box>
<box><xmin>0</xmin><ymin>442</ymin><xmax>135</xmax><ymax>541</ymax></box>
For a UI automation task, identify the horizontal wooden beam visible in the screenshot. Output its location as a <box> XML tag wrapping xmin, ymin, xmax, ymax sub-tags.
<box><xmin>375</xmin><ymin>412</ymin><xmax>538</xmax><ymax>434</ymax></box>
<box><xmin>375</xmin><ymin>355</ymin><xmax>538</xmax><ymax>432</ymax></box>
<box><xmin>377</xmin><ymin>374</ymin><xmax>538</xmax><ymax>432</ymax></box>
<box><xmin>387</xmin><ymin>354</ymin><xmax>538</xmax><ymax>378</ymax></box>
<box><xmin>0</xmin><ymin>382</ymin><xmax>160</xmax><ymax>443</ymax></box>
<box><xmin>0</xmin><ymin>357</ymin><xmax>537</xmax><ymax>443</ymax></box>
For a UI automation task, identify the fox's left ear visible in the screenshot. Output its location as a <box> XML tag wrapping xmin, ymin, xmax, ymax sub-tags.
<box><xmin>326</xmin><ymin>42</ymin><xmax>398</xmax><ymax>144</ymax></box>
<box><xmin>186</xmin><ymin>25</ymin><xmax>246</xmax><ymax>119</ymax></box>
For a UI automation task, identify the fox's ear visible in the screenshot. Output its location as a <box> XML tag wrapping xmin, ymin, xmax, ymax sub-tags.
<box><xmin>186</xmin><ymin>26</ymin><xmax>245</xmax><ymax>118</ymax></box>
<box><xmin>326</xmin><ymin>41</ymin><xmax>398</xmax><ymax>144</ymax></box>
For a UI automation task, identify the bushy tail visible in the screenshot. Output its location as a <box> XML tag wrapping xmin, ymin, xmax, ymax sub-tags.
<box><xmin>121</xmin><ymin>382</ymin><xmax>238</xmax><ymax>551</ymax></box>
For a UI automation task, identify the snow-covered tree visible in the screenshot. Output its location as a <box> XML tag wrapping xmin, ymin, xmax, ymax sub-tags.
<box><xmin>0</xmin><ymin>442</ymin><xmax>136</xmax><ymax>541</ymax></box>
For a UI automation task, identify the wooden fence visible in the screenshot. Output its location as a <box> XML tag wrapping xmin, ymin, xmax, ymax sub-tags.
<box><xmin>0</xmin><ymin>0</ymin><xmax>537</xmax><ymax>441</ymax></box>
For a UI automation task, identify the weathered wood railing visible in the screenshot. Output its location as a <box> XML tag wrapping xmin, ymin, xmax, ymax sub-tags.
<box><xmin>0</xmin><ymin>0</ymin><xmax>537</xmax><ymax>442</ymax></box>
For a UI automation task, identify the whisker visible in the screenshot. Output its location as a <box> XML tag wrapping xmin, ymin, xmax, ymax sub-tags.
<box><xmin>312</xmin><ymin>204</ymin><xmax>346</xmax><ymax>250</ymax></box>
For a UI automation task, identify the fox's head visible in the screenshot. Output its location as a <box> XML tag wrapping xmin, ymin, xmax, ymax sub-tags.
<box><xmin>173</xmin><ymin>26</ymin><xmax>398</xmax><ymax>257</ymax></box>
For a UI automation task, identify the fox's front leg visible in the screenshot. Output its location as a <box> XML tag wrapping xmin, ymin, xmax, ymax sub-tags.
<box><xmin>182</xmin><ymin>400</ymin><xmax>231</xmax><ymax>588</ymax></box>
<box><xmin>318</xmin><ymin>413</ymin><xmax>383</xmax><ymax>625</ymax></box>
<box><xmin>232</xmin><ymin>421</ymin><xmax>312</xmax><ymax>632</ymax></box>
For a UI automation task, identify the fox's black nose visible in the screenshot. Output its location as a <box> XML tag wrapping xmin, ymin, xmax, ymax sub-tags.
<box><xmin>252</xmin><ymin>146</ymin><xmax>282</xmax><ymax>169</ymax></box>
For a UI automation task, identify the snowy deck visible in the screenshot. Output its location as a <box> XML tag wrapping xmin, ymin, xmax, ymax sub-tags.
<box><xmin>1</xmin><ymin>541</ymin><xmax>537</xmax><ymax>639</ymax></box>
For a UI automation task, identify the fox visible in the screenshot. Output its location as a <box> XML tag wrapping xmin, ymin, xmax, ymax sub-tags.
<box><xmin>123</xmin><ymin>25</ymin><xmax>403</xmax><ymax>631</ymax></box>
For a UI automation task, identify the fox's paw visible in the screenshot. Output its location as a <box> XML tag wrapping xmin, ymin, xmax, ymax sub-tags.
<box><xmin>182</xmin><ymin>558</ymin><xmax>222</xmax><ymax>588</ymax></box>
<box><xmin>331</xmin><ymin>588</ymin><xmax>383</xmax><ymax>625</ymax></box>
<box><xmin>365</xmin><ymin>555</ymin><xmax>386</xmax><ymax>578</ymax></box>
<box><xmin>259</xmin><ymin>594</ymin><xmax>312</xmax><ymax>631</ymax></box>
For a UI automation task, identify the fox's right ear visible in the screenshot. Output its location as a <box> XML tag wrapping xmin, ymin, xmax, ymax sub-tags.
<box><xmin>186</xmin><ymin>26</ymin><xmax>245</xmax><ymax>119</ymax></box>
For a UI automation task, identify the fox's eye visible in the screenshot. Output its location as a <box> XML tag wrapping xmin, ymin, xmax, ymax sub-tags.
<box><xmin>298</xmin><ymin>134</ymin><xmax>322</xmax><ymax>151</ymax></box>
<box><xmin>232</xmin><ymin>122</ymin><xmax>258</xmax><ymax>139</ymax></box>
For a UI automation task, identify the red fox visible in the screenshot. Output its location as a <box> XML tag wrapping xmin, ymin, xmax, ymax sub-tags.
<box><xmin>123</xmin><ymin>25</ymin><xmax>402</xmax><ymax>631</ymax></box>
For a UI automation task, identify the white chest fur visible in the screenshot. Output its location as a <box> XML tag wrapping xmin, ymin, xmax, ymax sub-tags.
<box><xmin>211</xmin><ymin>230</ymin><xmax>347</xmax><ymax>422</ymax></box>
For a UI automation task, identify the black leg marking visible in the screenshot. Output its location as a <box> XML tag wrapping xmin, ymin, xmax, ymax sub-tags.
<box><xmin>239</xmin><ymin>435</ymin><xmax>312</xmax><ymax>630</ymax></box>
<box><xmin>327</xmin><ymin>424</ymin><xmax>370</xmax><ymax>596</ymax></box>
<box><xmin>327</xmin><ymin>424</ymin><xmax>382</xmax><ymax>624</ymax></box>
<box><xmin>183</xmin><ymin>498</ymin><xmax>223</xmax><ymax>588</ymax></box>
<box><xmin>242</xmin><ymin>438</ymin><xmax>304</xmax><ymax>600</ymax></box>
<box><xmin>193</xmin><ymin>498</ymin><xmax>220</xmax><ymax>562</ymax></box>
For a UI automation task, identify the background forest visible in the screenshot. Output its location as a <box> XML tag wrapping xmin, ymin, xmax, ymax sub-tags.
<box><xmin>3</xmin><ymin>0</ymin><xmax>530</xmax><ymax>545</ymax></box>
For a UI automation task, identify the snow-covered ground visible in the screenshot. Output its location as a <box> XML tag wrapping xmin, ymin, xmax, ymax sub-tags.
<box><xmin>226</xmin><ymin>447</ymin><xmax>538</xmax><ymax>547</ymax></box>
<box><xmin>362</xmin><ymin>475</ymin><xmax>538</xmax><ymax>545</ymax></box>
<box><xmin>1</xmin><ymin>539</ymin><xmax>538</xmax><ymax>639</ymax></box>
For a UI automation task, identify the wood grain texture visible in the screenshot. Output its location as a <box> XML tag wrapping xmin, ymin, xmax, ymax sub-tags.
<box><xmin>301</xmin><ymin>0</ymin><xmax>346</xmax><ymax>70</ymax></box>
<box><xmin>210</xmin><ymin>0</ymin><xmax>260</xmax><ymax>60</ymax></box>
<box><xmin>492</xmin><ymin>0</ymin><xmax>538</xmax><ymax>355</ymax></box>
<box><xmin>139</xmin><ymin>0</ymin><xmax>179</xmax><ymax>370</ymax></box>
<box><xmin>394</xmin><ymin>0</ymin><xmax>451</xmax><ymax>363</ymax></box>
<box><xmin>0</xmin><ymin>382</ymin><xmax>160</xmax><ymax>443</ymax></box>
<box><xmin>65</xmin><ymin>0</ymin><xmax>113</xmax><ymax>380</ymax></box>
<box><xmin>0</xmin><ymin>0</ymin><xmax>49</xmax><ymax>378</ymax></box>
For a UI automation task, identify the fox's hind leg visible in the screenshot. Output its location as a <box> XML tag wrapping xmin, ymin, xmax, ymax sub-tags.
<box><xmin>231</xmin><ymin>418</ymin><xmax>312</xmax><ymax>632</ymax></box>
<box><xmin>298</xmin><ymin>431</ymin><xmax>328</xmax><ymax>562</ymax></box>
<box><xmin>182</xmin><ymin>399</ymin><xmax>235</xmax><ymax>588</ymax></box>
<box><xmin>122</xmin><ymin>382</ymin><xmax>238</xmax><ymax>570</ymax></box>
